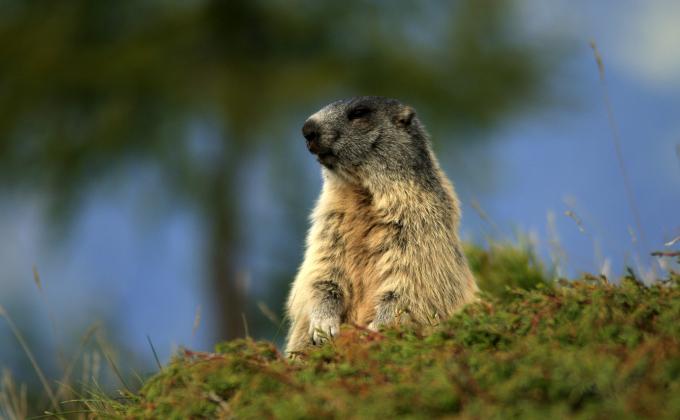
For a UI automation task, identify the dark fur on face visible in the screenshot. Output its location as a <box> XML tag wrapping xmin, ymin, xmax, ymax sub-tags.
<box><xmin>302</xmin><ymin>96</ymin><xmax>433</xmax><ymax>181</ymax></box>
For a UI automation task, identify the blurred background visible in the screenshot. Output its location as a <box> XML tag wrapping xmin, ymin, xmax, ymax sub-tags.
<box><xmin>1</xmin><ymin>0</ymin><xmax>678</xmax><ymax>411</ymax></box>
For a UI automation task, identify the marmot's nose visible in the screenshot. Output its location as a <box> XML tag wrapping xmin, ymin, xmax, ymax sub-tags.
<box><xmin>302</xmin><ymin>119</ymin><xmax>321</xmax><ymax>152</ymax></box>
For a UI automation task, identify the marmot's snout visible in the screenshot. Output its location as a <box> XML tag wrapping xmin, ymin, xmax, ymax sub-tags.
<box><xmin>302</xmin><ymin>119</ymin><xmax>321</xmax><ymax>151</ymax></box>
<box><xmin>302</xmin><ymin>118</ymin><xmax>336</xmax><ymax>167</ymax></box>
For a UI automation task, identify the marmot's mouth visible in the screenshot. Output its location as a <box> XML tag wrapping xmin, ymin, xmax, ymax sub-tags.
<box><xmin>316</xmin><ymin>151</ymin><xmax>337</xmax><ymax>169</ymax></box>
<box><xmin>306</xmin><ymin>140</ymin><xmax>337</xmax><ymax>169</ymax></box>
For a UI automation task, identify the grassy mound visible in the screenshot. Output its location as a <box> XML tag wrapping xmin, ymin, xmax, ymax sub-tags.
<box><xmin>111</xmin><ymin>272</ymin><xmax>680</xmax><ymax>419</ymax></box>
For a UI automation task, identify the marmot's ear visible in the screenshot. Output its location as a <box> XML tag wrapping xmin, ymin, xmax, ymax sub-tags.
<box><xmin>394</xmin><ymin>106</ymin><xmax>415</xmax><ymax>128</ymax></box>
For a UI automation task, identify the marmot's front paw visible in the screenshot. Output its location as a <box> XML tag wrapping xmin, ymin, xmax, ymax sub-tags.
<box><xmin>367</xmin><ymin>321</ymin><xmax>381</xmax><ymax>331</ymax></box>
<box><xmin>308</xmin><ymin>315</ymin><xmax>340</xmax><ymax>345</ymax></box>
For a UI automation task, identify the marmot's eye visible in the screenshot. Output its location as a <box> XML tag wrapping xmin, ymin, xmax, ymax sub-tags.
<box><xmin>347</xmin><ymin>106</ymin><xmax>372</xmax><ymax>121</ymax></box>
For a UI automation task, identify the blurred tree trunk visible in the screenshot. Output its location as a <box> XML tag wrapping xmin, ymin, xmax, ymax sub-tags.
<box><xmin>206</xmin><ymin>154</ymin><xmax>246</xmax><ymax>341</ymax></box>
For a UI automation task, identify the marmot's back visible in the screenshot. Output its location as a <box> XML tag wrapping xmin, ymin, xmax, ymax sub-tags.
<box><xmin>286</xmin><ymin>97</ymin><xmax>478</xmax><ymax>355</ymax></box>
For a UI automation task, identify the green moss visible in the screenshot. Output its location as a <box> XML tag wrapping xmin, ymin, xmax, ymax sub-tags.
<box><xmin>112</xmin><ymin>273</ymin><xmax>680</xmax><ymax>419</ymax></box>
<box><xmin>464</xmin><ymin>241</ymin><xmax>552</xmax><ymax>299</ymax></box>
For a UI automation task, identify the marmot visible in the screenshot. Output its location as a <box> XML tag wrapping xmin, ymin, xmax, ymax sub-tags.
<box><xmin>285</xmin><ymin>96</ymin><xmax>478</xmax><ymax>355</ymax></box>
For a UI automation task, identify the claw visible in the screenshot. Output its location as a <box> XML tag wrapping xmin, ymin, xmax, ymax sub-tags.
<box><xmin>309</xmin><ymin>316</ymin><xmax>340</xmax><ymax>345</ymax></box>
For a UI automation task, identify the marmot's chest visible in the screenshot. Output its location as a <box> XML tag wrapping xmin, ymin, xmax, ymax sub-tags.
<box><xmin>336</xmin><ymin>205</ymin><xmax>403</xmax><ymax>324</ymax></box>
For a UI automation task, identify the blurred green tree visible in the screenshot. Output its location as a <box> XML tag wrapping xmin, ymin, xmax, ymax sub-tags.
<box><xmin>0</xmin><ymin>0</ymin><xmax>553</xmax><ymax>340</ymax></box>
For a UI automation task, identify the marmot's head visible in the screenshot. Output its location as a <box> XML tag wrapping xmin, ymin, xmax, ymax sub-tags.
<box><xmin>302</xmin><ymin>96</ymin><xmax>432</xmax><ymax>179</ymax></box>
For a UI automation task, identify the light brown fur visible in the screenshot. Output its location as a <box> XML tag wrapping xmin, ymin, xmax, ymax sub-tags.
<box><xmin>285</xmin><ymin>97</ymin><xmax>478</xmax><ymax>354</ymax></box>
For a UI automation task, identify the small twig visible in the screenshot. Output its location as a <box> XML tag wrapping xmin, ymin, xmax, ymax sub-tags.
<box><xmin>54</xmin><ymin>324</ymin><xmax>100</xmax><ymax>401</ymax></box>
<box><xmin>241</xmin><ymin>313</ymin><xmax>250</xmax><ymax>339</ymax></box>
<box><xmin>32</xmin><ymin>265</ymin><xmax>42</xmax><ymax>291</ymax></box>
<box><xmin>590</xmin><ymin>41</ymin><xmax>646</xmax><ymax>248</ymax></box>
<box><xmin>256</xmin><ymin>301</ymin><xmax>280</xmax><ymax>326</ymax></box>
<box><xmin>470</xmin><ymin>198</ymin><xmax>500</xmax><ymax>234</ymax></box>
<box><xmin>664</xmin><ymin>236</ymin><xmax>680</xmax><ymax>247</ymax></box>
<box><xmin>97</xmin><ymin>346</ymin><xmax>130</xmax><ymax>393</ymax></box>
<box><xmin>651</xmin><ymin>251</ymin><xmax>680</xmax><ymax>258</ymax></box>
<box><xmin>0</xmin><ymin>305</ymin><xmax>59</xmax><ymax>410</ymax></box>
<box><xmin>564</xmin><ymin>210</ymin><xmax>585</xmax><ymax>233</ymax></box>
<box><xmin>192</xmin><ymin>305</ymin><xmax>202</xmax><ymax>338</ymax></box>
<box><xmin>146</xmin><ymin>335</ymin><xmax>163</xmax><ymax>372</ymax></box>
